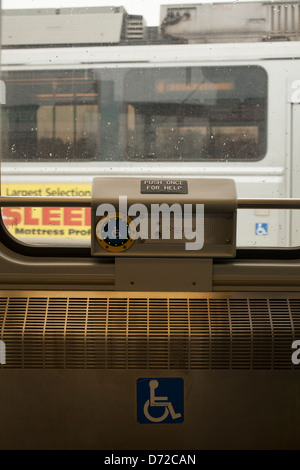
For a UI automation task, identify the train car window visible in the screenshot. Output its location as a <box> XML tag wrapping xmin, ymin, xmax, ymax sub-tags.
<box><xmin>1</xmin><ymin>69</ymin><xmax>99</xmax><ymax>161</ymax></box>
<box><xmin>0</xmin><ymin>2</ymin><xmax>299</xmax><ymax>252</ymax></box>
<box><xmin>124</xmin><ymin>66</ymin><xmax>267</xmax><ymax>162</ymax></box>
<box><xmin>1</xmin><ymin>66</ymin><xmax>266</xmax><ymax>163</ymax></box>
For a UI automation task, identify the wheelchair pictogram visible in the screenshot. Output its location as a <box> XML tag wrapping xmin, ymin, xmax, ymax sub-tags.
<box><xmin>137</xmin><ymin>378</ymin><xmax>184</xmax><ymax>424</ymax></box>
<box><xmin>143</xmin><ymin>379</ymin><xmax>182</xmax><ymax>422</ymax></box>
<box><xmin>255</xmin><ymin>223</ymin><xmax>268</xmax><ymax>236</ymax></box>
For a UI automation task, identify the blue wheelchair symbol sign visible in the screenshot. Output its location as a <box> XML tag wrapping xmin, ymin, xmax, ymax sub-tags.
<box><xmin>255</xmin><ymin>223</ymin><xmax>268</xmax><ymax>236</ymax></box>
<box><xmin>137</xmin><ymin>378</ymin><xmax>184</xmax><ymax>424</ymax></box>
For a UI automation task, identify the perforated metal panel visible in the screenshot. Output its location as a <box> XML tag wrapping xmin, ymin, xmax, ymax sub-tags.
<box><xmin>0</xmin><ymin>292</ymin><xmax>299</xmax><ymax>370</ymax></box>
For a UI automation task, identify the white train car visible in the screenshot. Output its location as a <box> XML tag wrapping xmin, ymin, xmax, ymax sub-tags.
<box><xmin>1</xmin><ymin>39</ymin><xmax>300</xmax><ymax>247</ymax></box>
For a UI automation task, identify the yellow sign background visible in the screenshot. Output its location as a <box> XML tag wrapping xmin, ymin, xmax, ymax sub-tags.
<box><xmin>2</xmin><ymin>184</ymin><xmax>91</xmax><ymax>241</ymax></box>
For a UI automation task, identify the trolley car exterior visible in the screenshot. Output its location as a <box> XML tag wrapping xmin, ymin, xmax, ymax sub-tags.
<box><xmin>1</xmin><ymin>41</ymin><xmax>300</xmax><ymax>247</ymax></box>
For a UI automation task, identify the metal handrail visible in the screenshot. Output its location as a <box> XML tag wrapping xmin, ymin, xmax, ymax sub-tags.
<box><xmin>237</xmin><ymin>199</ymin><xmax>300</xmax><ymax>209</ymax></box>
<box><xmin>1</xmin><ymin>196</ymin><xmax>300</xmax><ymax>209</ymax></box>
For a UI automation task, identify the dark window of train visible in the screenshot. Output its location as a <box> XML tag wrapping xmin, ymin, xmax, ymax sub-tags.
<box><xmin>124</xmin><ymin>66</ymin><xmax>267</xmax><ymax>162</ymax></box>
<box><xmin>1</xmin><ymin>65</ymin><xmax>267</xmax><ymax>163</ymax></box>
<box><xmin>1</xmin><ymin>69</ymin><xmax>99</xmax><ymax>161</ymax></box>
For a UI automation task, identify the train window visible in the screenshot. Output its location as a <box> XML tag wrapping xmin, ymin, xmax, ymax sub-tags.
<box><xmin>124</xmin><ymin>66</ymin><xmax>267</xmax><ymax>162</ymax></box>
<box><xmin>0</xmin><ymin>2</ymin><xmax>299</xmax><ymax>252</ymax></box>
<box><xmin>1</xmin><ymin>70</ymin><xmax>99</xmax><ymax>161</ymax></box>
<box><xmin>1</xmin><ymin>66</ymin><xmax>267</xmax><ymax>163</ymax></box>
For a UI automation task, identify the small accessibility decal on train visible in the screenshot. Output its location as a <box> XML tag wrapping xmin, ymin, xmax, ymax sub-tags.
<box><xmin>255</xmin><ymin>223</ymin><xmax>268</xmax><ymax>236</ymax></box>
<box><xmin>137</xmin><ymin>378</ymin><xmax>184</xmax><ymax>424</ymax></box>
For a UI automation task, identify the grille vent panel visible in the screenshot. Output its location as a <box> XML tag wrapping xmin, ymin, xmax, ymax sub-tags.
<box><xmin>271</xmin><ymin>3</ymin><xmax>300</xmax><ymax>35</ymax></box>
<box><xmin>0</xmin><ymin>293</ymin><xmax>299</xmax><ymax>370</ymax></box>
<box><xmin>125</xmin><ymin>17</ymin><xmax>145</xmax><ymax>40</ymax></box>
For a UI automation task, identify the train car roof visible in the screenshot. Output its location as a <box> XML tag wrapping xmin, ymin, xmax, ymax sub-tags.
<box><xmin>1</xmin><ymin>41</ymin><xmax>300</xmax><ymax>69</ymax></box>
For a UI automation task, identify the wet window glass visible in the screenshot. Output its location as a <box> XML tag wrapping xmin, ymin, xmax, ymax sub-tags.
<box><xmin>1</xmin><ymin>66</ymin><xmax>266</xmax><ymax>163</ymax></box>
<box><xmin>0</xmin><ymin>1</ymin><xmax>299</xmax><ymax>250</ymax></box>
<box><xmin>123</xmin><ymin>66</ymin><xmax>267</xmax><ymax>162</ymax></box>
<box><xmin>1</xmin><ymin>70</ymin><xmax>99</xmax><ymax>161</ymax></box>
